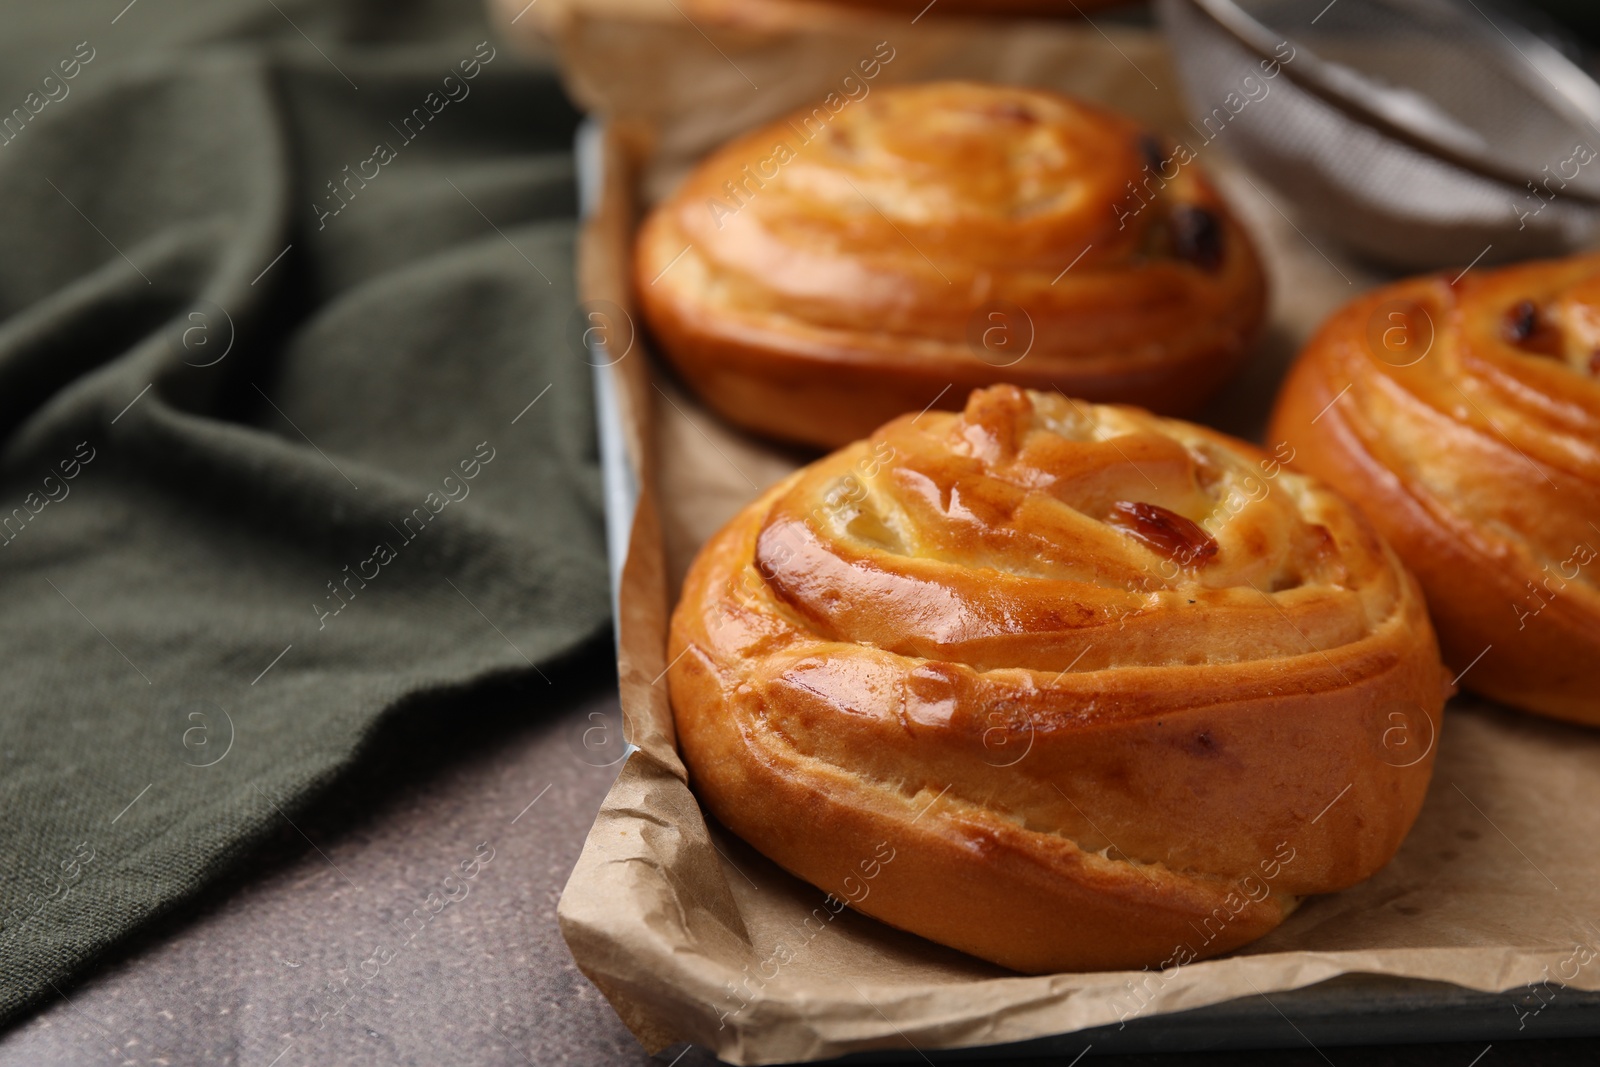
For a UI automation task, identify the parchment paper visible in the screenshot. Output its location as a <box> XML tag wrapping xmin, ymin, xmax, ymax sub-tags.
<box><xmin>498</xmin><ymin>3</ymin><xmax>1600</xmax><ymax>1061</ymax></box>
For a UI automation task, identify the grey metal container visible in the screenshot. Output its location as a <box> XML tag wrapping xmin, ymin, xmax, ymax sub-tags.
<box><xmin>1157</xmin><ymin>0</ymin><xmax>1600</xmax><ymax>269</ymax></box>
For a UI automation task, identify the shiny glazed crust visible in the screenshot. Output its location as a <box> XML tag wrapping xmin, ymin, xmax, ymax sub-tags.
<box><xmin>637</xmin><ymin>82</ymin><xmax>1267</xmax><ymax>448</ymax></box>
<box><xmin>669</xmin><ymin>386</ymin><xmax>1448</xmax><ymax>973</ymax></box>
<box><xmin>1270</xmin><ymin>255</ymin><xmax>1600</xmax><ymax>726</ymax></box>
<box><xmin>685</xmin><ymin>0</ymin><xmax>1132</xmax><ymax>19</ymax></box>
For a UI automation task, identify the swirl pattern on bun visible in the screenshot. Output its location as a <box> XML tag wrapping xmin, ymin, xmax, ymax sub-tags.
<box><xmin>670</xmin><ymin>386</ymin><xmax>1447</xmax><ymax>973</ymax></box>
<box><xmin>637</xmin><ymin>81</ymin><xmax>1267</xmax><ymax>448</ymax></box>
<box><xmin>1271</xmin><ymin>253</ymin><xmax>1600</xmax><ymax>726</ymax></box>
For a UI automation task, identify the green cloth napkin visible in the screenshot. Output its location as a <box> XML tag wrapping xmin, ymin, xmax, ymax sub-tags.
<box><xmin>0</xmin><ymin>1</ymin><xmax>608</xmax><ymax>1025</ymax></box>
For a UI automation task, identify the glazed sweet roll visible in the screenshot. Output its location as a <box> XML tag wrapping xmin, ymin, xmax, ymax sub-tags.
<box><xmin>637</xmin><ymin>82</ymin><xmax>1267</xmax><ymax>447</ymax></box>
<box><xmin>669</xmin><ymin>385</ymin><xmax>1448</xmax><ymax>972</ymax></box>
<box><xmin>1271</xmin><ymin>253</ymin><xmax>1600</xmax><ymax>726</ymax></box>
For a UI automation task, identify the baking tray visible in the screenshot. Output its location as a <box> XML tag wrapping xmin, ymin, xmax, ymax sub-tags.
<box><xmin>572</xmin><ymin>116</ymin><xmax>1600</xmax><ymax>1060</ymax></box>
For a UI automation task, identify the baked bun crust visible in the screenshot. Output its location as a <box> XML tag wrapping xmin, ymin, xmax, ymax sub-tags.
<box><xmin>670</xmin><ymin>385</ymin><xmax>1447</xmax><ymax>973</ymax></box>
<box><xmin>1270</xmin><ymin>254</ymin><xmax>1600</xmax><ymax>726</ymax></box>
<box><xmin>684</xmin><ymin>0</ymin><xmax>1132</xmax><ymax>21</ymax></box>
<box><xmin>637</xmin><ymin>82</ymin><xmax>1267</xmax><ymax>448</ymax></box>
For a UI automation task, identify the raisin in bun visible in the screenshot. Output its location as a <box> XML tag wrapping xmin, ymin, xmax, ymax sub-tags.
<box><xmin>636</xmin><ymin>82</ymin><xmax>1267</xmax><ymax>448</ymax></box>
<box><xmin>669</xmin><ymin>385</ymin><xmax>1448</xmax><ymax>973</ymax></box>
<box><xmin>1271</xmin><ymin>254</ymin><xmax>1600</xmax><ymax>727</ymax></box>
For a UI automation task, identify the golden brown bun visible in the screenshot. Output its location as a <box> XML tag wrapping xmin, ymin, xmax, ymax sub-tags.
<box><xmin>636</xmin><ymin>81</ymin><xmax>1267</xmax><ymax>448</ymax></box>
<box><xmin>1270</xmin><ymin>255</ymin><xmax>1600</xmax><ymax>727</ymax></box>
<box><xmin>670</xmin><ymin>385</ymin><xmax>1448</xmax><ymax>973</ymax></box>
<box><xmin>684</xmin><ymin>0</ymin><xmax>1132</xmax><ymax>22</ymax></box>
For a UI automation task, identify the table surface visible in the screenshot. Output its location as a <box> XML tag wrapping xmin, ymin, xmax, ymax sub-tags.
<box><xmin>2</xmin><ymin>646</ymin><xmax>1595</xmax><ymax>1067</ymax></box>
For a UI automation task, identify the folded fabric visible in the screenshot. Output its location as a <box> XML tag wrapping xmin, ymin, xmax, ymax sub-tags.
<box><xmin>0</xmin><ymin>7</ymin><xmax>608</xmax><ymax>1025</ymax></box>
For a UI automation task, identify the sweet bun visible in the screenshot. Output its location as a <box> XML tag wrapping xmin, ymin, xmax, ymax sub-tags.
<box><xmin>636</xmin><ymin>81</ymin><xmax>1267</xmax><ymax>448</ymax></box>
<box><xmin>684</xmin><ymin>0</ymin><xmax>1132</xmax><ymax>20</ymax></box>
<box><xmin>1271</xmin><ymin>254</ymin><xmax>1600</xmax><ymax>727</ymax></box>
<box><xmin>669</xmin><ymin>385</ymin><xmax>1448</xmax><ymax>973</ymax></box>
